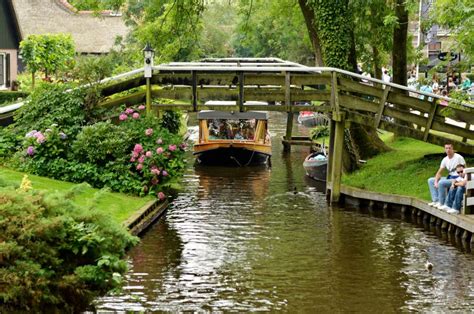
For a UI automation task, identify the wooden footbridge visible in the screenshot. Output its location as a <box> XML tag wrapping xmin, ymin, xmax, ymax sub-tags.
<box><xmin>97</xmin><ymin>58</ymin><xmax>473</xmax><ymax>202</ymax></box>
<box><xmin>2</xmin><ymin>58</ymin><xmax>472</xmax><ymax>202</ymax></box>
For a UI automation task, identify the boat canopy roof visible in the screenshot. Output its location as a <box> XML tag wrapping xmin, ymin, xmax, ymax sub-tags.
<box><xmin>198</xmin><ymin>110</ymin><xmax>269</xmax><ymax>120</ymax></box>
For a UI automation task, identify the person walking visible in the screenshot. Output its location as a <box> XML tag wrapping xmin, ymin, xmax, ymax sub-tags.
<box><xmin>427</xmin><ymin>143</ymin><xmax>466</xmax><ymax>209</ymax></box>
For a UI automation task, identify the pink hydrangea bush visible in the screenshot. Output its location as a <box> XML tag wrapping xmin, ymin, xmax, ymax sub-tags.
<box><xmin>118</xmin><ymin>108</ymin><xmax>187</xmax><ymax>199</ymax></box>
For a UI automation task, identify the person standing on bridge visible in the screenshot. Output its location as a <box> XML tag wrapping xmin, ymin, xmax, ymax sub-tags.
<box><xmin>428</xmin><ymin>143</ymin><xmax>466</xmax><ymax>209</ymax></box>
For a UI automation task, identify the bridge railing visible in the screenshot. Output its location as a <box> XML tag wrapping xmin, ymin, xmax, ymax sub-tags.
<box><xmin>97</xmin><ymin>64</ymin><xmax>473</xmax><ymax>153</ymax></box>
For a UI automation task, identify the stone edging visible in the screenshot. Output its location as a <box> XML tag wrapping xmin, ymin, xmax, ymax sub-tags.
<box><xmin>123</xmin><ymin>199</ymin><xmax>169</xmax><ymax>236</ymax></box>
<box><xmin>340</xmin><ymin>184</ymin><xmax>474</xmax><ymax>237</ymax></box>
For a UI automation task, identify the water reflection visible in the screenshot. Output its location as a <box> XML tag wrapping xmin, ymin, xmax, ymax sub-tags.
<box><xmin>95</xmin><ymin>112</ymin><xmax>474</xmax><ymax>312</ymax></box>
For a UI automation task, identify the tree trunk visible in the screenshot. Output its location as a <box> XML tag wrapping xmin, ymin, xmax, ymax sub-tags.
<box><xmin>392</xmin><ymin>0</ymin><xmax>408</xmax><ymax>87</ymax></box>
<box><xmin>348</xmin><ymin>30</ymin><xmax>358</xmax><ymax>73</ymax></box>
<box><xmin>372</xmin><ymin>45</ymin><xmax>382</xmax><ymax>80</ymax></box>
<box><xmin>392</xmin><ymin>0</ymin><xmax>411</xmax><ymax>128</ymax></box>
<box><xmin>298</xmin><ymin>0</ymin><xmax>324</xmax><ymax>66</ymax></box>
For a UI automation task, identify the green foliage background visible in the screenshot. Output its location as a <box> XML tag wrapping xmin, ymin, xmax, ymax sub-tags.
<box><xmin>0</xmin><ymin>187</ymin><xmax>138</xmax><ymax>312</ymax></box>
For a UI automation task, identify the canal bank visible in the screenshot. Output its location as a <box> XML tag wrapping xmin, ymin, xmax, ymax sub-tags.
<box><xmin>339</xmin><ymin>185</ymin><xmax>474</xmax><ymax>247</ymax></box>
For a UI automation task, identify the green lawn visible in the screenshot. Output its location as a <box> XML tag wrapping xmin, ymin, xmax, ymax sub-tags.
<box><xmin>342</xmin><ymin>134</ymin><xmax>474</xmax><ymax>201</ymax></box>
<box><xmin>0</xmin><ymin>167</ymin><xmax>153</xmax><ymax>223</ymax></box>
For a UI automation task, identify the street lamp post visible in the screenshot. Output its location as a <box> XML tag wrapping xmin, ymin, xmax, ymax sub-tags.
<box><xmin>143</xmin><ymin>43</ymin><xmax>154</xmax><ymax>115</ymax></box>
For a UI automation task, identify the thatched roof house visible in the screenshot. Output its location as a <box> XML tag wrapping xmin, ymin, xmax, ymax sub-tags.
<box><xmin>12</xmin><ymin>0</ymin><xmax>129</xmax><ymax>54</ymax></box>
<box><xmin>0</xmin><ymin>0</ymin><xmax>129</xmax><ymax>90</ymax></box>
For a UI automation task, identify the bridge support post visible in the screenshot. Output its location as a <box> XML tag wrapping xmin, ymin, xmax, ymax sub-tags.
<box><xmin>284</xmin><ymin>72</ymin><xmax>292</xmax><ymax>152</ymax></box>
<box><xmin>329</xmin><ymin>112</ymin><xmax>345</xmax><ymax>203</ymax></box>
<box><xmin>326</xmin><ymin>119</ymin><xmax>335</xmax><ymax>195</ymax></box>
<box><xmin>146</xmin><ymin>77</ymin><xmax>152</xmax><ymax>115</ymax></box>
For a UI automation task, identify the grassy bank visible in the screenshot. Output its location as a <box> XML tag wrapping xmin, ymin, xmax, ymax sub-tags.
<box><xmin>342</xmin><ymin>135</ymin><xmax>474</xmax><ymax>201</ymax></box>
<box><xmin>0</xmin><ymin>167</ymin><xmax>152</xmax><ymax>223</ymax></box>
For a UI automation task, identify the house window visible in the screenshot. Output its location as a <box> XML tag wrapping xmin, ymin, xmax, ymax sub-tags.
<box><xmin>0</xmin><ymin>53</ymin><xmax>5</xmax><ymax>88</ymax></box>
<box><xmin>0</xmin><ymin>53</ymin><xmax>10</xmax><ymax>89</ymax></box>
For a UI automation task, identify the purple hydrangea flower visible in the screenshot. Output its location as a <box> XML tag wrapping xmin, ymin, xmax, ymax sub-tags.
<box><xmin>26</xmin><ymin>146</ymin><xmax>35</xmax><ymax>156</ymax></box>
<box><xmin>125</xmin><ymin>108</ymin><xmax>134</xmax><ymax>115</ymax></box>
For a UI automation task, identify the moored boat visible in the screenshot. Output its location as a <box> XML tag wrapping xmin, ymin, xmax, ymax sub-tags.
<box><xmin>297</xmin><ymin>111</ymin><xmax>330</xmax><ymax>128</ymax></box>
<box><xmin>303</xmin><ymin>150</ymin><xmax>328</xmax><ymax>181</ymax></box>
<box><xmin>193</xmin><ymin>110</ymin><xmax>271</xmax><ymax>166</ymax></box>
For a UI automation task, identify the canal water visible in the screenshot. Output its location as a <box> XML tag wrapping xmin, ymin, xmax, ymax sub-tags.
<box><xmin>96</xmin><ymin>112</ymin><xmax>474</xmax><ymax>312</ymax></box>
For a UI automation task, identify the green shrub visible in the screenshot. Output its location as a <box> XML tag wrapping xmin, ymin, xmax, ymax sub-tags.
<box><xmin>311</xmin><ymin>125</ymin><xmax>330</xmax><ymax>140</ymax></box>
<box><xmin>13</xmin><ymin>83</ymin><xmax>86</xmax><ymax>137</ymax></box>
<box><xmin>0</xmin><ymin>91</ymin><xmax>29</xmax><ymax>105</ymax></box>
<box><xmin>0</xmin><ymin>187</ymin><xmax>138</xmax><ymax>312</ymax></box>
<box><xmin>72</xmin><ymin>121</ymin><xmax>130</xmax><ymax>165</ymax></box>
<box><xmin>161</xmin><ymin>110</ymin><xmax>182</xmax><ymax>134</ymax></box>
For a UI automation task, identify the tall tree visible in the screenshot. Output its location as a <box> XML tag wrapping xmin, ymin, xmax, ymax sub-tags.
<box><xmin>233</xmin><ymin>0</ymin><xmax>314</xmax><ymax>65</ymax></box>
<box><xmin>20</xmin><ymin>34</ymin><xmax>75</xmax><ymax>88</ymax></box>
<box><xmin>299</xmin><ymin>0</ymin><xmax>390</xmax><ymax>171</ymax></box>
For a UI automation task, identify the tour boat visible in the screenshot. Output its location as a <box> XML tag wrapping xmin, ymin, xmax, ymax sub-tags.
<box><xmin>303</xmin><ymin>149</ymin><xmax>328</xmax><ymax>182</ymax></box>
<box><xmin>193</xmin><ymin>110</ymin><xmax>272</xmax><ymax>166</ymax></box>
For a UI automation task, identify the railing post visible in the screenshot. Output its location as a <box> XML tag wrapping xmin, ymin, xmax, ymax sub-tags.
<box><xmin>284</xmin><ymin>71</ymin><xmax>293</xmax><ymax>152</ymax></box>
<box><xmin>463</xmin><ymin>167</ymin><xmax>474</xmax><ymax>215</ymax></box>
<box><xmin>423</xmin><ymin>98</ymin><xmax>438</xmax><ymax>141</ymax></box>
<box><xmin>374</xmin><ymin>86</ymin><xmax>391</xmax><ymax>128</ymax></box>
<box><xmin>330</xmin><ymin>71</ymin><xmax>340</xmax><ymax>118</ymax></box>
<box><xmin>192</xmin><ymin>71</ymin><xmax>197</xmax><ymax>112</ymax></box>
<box><xmin>463</xmin><ymin>123</ymin><xmax>470</xmax><ymax>143</ymax></box>
<box><xmin>238</xmin><ymin>71</ymin><xmax>244</xmax><ymax>112</ymax></box>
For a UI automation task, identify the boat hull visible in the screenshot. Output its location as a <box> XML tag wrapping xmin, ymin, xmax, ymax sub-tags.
<box><xmin>298</xmin><ymin>115</ymin><xmax>318</xmax><ymax>127</ymax></box>
<box><xmin>195</xmin><ymin>147</ymin><xmax>270</xmax><ymax>166</ymax></box>
<box><xmin>303</xmin><ymin>152</ymin><xmax>328</xmax><ymax>182</ymax></box>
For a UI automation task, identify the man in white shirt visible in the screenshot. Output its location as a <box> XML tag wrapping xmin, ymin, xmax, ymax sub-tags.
<box><xmin>428</xmin><ymin>143</ymin><xmax>466</xmax><ymax>209</ymax></box>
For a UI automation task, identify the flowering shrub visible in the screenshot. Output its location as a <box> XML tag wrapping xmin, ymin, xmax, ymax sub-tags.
<box><xmin>15</xmin><ymin>125</ymin><xmax>71</xmax><ymax>177</ymax></box>
<box><xmin>117</xmin><ymin>108</ymin><xmax>186</xmax><ymax>197</ymax></box>
<box><xmin>13</xmin><ymin>106</ymin><xmax>186</xmax><ymax>198</ymax></box>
